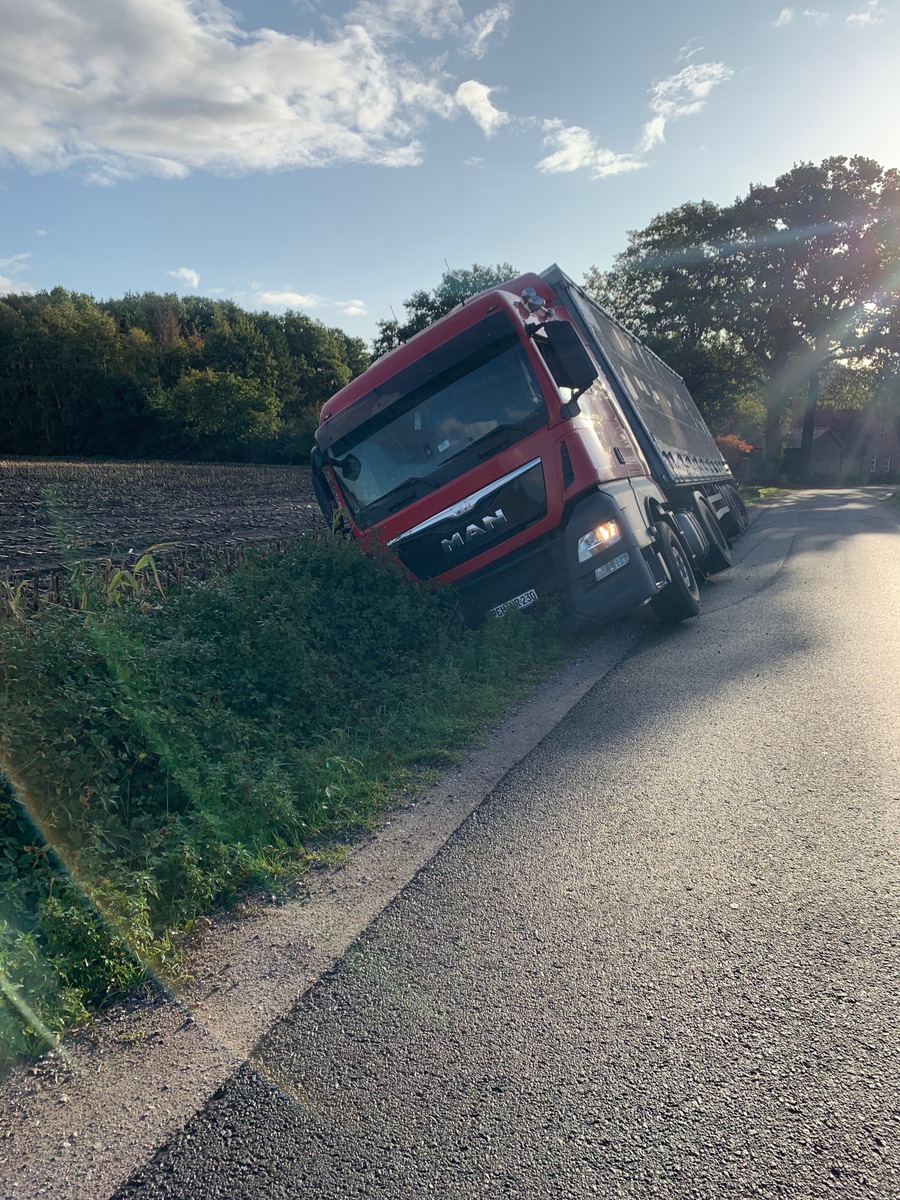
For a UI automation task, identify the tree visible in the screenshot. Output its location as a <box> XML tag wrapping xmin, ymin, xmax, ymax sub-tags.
<box><xmin>154</xmin><ymin>368</ymin><xmax>280</xmax><ymax>456</ymax></box>
<box><xmin>586</xmin><ymin>156</ymin><xmax>900</xmax><ymax>465</ymax></box>
<box><xmin>584</xmin><ymin>206</ymin><xmax>762</xmax><ymax>437</ymax></box>
<box><xmin>373</xmin><ymin>263</ymin><xmax>517</xmax><ymax>357</ymax></box>
<box><xmin>728</xmin><ymin>156</ymin><xmax>900</xmax><ymax>472</ymax></box>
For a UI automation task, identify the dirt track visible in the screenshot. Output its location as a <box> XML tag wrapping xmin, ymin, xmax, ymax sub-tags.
<box><xmin>0</xmin><ymin>460</ymin><xmax>324</xmax><ymax>576</ymax></box>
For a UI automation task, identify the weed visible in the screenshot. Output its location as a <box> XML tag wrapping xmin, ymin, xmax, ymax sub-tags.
<box><xmin>738</xmin><ymin>486</ymin><xmax>789</xmax><ymax>505</ymax></box>
<box><xmin>1</xmin><ymin>580</ymin><xmax>29</xmax><ymax>628</ymax></box>
<box><xmin>103</xmin><ymin>544</ymin><xmax>176</xmax><ymax>607</ymax></box>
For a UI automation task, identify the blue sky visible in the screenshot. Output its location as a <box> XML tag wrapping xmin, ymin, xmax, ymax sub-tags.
<box><xmin>1</xmin><ymin>0</ymin><xmax>898</xmax><ymax>346</ymax></box>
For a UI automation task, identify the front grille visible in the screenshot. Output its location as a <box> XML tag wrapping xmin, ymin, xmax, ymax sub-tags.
<box><xmin>390</xmin><ymin>459</ymin><xmax>547</xmax><ymax>581</ymax></box>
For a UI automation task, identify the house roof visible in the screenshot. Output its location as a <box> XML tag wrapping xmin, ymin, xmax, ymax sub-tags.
<box><xmin>786</xmin><ymin>425</ymin><xmax>845</xmax><ymax>449</ymax></box>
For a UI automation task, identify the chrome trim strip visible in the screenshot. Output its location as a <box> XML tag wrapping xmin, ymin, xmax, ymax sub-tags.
<box><xmin>387</xmin><ymin>457</ymin><xmax>543</xmax><ymax>546</ymax></box>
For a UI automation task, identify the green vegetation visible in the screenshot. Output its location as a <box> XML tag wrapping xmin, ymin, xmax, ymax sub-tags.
<box><xmin>887</xmin><ymin>491</ymin><xmax>900</xmax><ymax>512</ymax></box>
<box><xmin>372</xmin><ymin>263</ymin><xmax>517</xmax><ymax>358</ymax></box>
<box><xmin>0</xmin><ymin>533</ymin><xmax>572</xmax><ymax>1068</ymax></box>
<box><xmin>0</xmin><ymin>291</ymin><xmax>368</xmax><ymax>462</ymax></box>
<box><xmin>738</xmin><ymin>486</ymin><xmax>789</xmax><ymax>506</ymax></box>
<box><xmin>0</xmin><ymin>264</ymin><xmax>523</xmax><ymax>466</ymax></box>
<box><xmin>585</xmin><ymin>155</ymin><xmax>900</xmax><ymax>469</ymax></box>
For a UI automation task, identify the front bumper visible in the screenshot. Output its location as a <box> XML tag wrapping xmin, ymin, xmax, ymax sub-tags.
<box><xmin>454</xmin><ymin>488</ymin><xmax>657</xmax><ymax>626</ymax></box>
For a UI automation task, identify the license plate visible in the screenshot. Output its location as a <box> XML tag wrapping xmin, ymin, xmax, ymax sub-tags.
<box><xmin>490</xmin><ymin>588</ymin><xmax>539</xmax><ymax>619</ymax></box>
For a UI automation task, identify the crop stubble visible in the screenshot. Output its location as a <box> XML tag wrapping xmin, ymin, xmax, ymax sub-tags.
<box><xmin>1</xmin><ymin>459</ymin><xmax>325</xmax><ymax>577</ymax></box>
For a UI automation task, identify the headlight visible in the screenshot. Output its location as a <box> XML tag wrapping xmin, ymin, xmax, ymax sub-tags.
<box><xmin>577</xmin><ymin>520</ymin><xmax>622</xmax><ymax>562</ymax></box>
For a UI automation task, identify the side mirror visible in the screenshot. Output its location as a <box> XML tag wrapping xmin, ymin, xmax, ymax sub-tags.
<box><xmin>532</xmin><ymin>321</ymin><xmax>598</xmax><ymax>398</ymax></box>
<box><xmin>310</xmin><ymin>446</ymin><xmax>337</xmax><ymax>517</ymax></box>
<box><xmin>331</xmin><ymin>453</ymin><xmax>361</xmax><ymax>481</ymax></box>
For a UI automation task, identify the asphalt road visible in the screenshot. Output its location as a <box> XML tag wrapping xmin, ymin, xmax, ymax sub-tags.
<box><xmin>116</xmin><ymin>490</ymin><xmax>900</xmax><ymax>1200</ymax></box>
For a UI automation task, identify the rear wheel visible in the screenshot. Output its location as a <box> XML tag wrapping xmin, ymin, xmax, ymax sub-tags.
<box><xmin>650</xmin><ymin>522</ymin><xmax>701</xmax><ymax>624</ymax></box>
<box><xmin>694</xmin><ymin>494</ymin><xmax>733</xmax><ymax>574</ymax></box>
<box><xmin>721</xmin><ymin>484</ymin><xmax>749</xmax><ymax>536</ymax></box>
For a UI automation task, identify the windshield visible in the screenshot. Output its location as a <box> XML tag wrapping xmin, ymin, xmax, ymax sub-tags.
<box><xmin>328</xmin><ymin>325</ymin><xmax>547</xmax><ymax>524</ymax></box>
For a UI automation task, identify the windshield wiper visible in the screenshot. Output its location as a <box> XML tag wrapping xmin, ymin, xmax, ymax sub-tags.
<box><xmin>371</xmin><ymin>476</ymin><xmax>440</xmax><ymax>515</ymax></box>
<box><xmin>469</xmin><ymin>423</ymin><xmax>527</xmax><ymax>460</ymax></box>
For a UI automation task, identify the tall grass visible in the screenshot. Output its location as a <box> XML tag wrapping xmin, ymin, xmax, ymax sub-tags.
<box><xmin>1</xmin><ymin>532</ymin><xmax>572</xmax><ymax>1067</ymax></box>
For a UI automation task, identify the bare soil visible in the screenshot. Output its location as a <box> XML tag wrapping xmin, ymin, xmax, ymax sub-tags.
<box><xmin>0</xmin><ymin>459</ymin><xmax>324</xmax><ymax>576</ymax></box>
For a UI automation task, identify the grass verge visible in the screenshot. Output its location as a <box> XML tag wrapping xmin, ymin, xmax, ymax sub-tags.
<box><xmin>738</xmin><ymin>486</ymin><xmax>790</xmax><ymax>505</ymax></box>
<box><xmin>886</xmin><ymin>490</ymin><xmax>900</xmax><ymax>512</ymax></box>
<box><xmin>1</xmin><ymin>532</ymin><xmax>576</xmax><ymax>1069</ymax></box>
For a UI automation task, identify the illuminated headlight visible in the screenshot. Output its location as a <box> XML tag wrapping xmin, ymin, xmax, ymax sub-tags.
<box><xmin>577</xmin><ymin>520</ymin><xmax>622</xmax><ymax>562</ymax></box>
<box><xmin>595</xmin><ymin>551</ymin><xmax>629</xmax><ymax>581</ymax></box>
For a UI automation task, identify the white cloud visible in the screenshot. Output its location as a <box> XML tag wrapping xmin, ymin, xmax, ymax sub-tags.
<box><xmin>0</xmin><ymin>274</ymin><xmax>36</xmax><ymax>294</ymax></box>
<box><xmin>0</xmin><ymin>252</ymin><xmax>35</xmax><ymax>294</ymax></box>
<box><xmin>677</xmin><ymin>39</ymin><xmax>705</xmax><ymax>61</ymax></box>
<box><xmin>35</xmin><ymin>228</ymin><xmax>47</xmax><ymax>236</ymax></box>
<box><xmin>256</xmin><ymin>290</ymin><xmax>322</xmax><ymax>309</ymax></box>
<box><xmin>455</xmin><ymin>80</ymin><xmax>509</xmax><ymax>137</ymax></box>
<box><xmin>639</xmin><ymin>62</ymin><xmax>734</xmax><ymax>152</ymax></box>
<box><xmin>847</xmin><ymin>1</ymin><xmax>884</xmax><ymax>25</ymax></box>
<box><xmin>536</xmin><ymin>121</ymin><xmax>645</xmax><ymax>178</ymax></box>
<box><xmin>0</xmin><ymin>0</ymin><xmax>463</xmax><ymax>182</ymax></box>
<box><xmin>462</xmin><ymin>3</ymin><xmax>511</xmax><ymax>58</ymax></box>
<box><xmin>168</xmin><ymin>266</ymin><xmax>200</xmax><ymax>289</ymax></box>
<box><xmin>345</xmin><ymin>0</ymin><xmax>465</xmax><ymax>41</ymax></box>
<box><xmin>345</xmin><ymin>0</ymin><xmax>512</xmax><ymax>56</ymax></box>
<box><xmin>775</xmin><ymin>7</ymin><xmax>830</xmax><ymax>24</ymax></box>
<box><xmin>337</xmin><ymin>299</ymin><xmax>367</xmax><ymax>316</ymax></box>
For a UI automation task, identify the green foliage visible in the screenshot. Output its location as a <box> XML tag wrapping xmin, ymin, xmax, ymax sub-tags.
<box><xmin>373</xmin><ymin>263</ymin><xmax>517</xmax><ymax>357</ymax></box>
<box><xmin>154</xmin><ymin>369</ymin><xmax>281</xmax><ymax>451</ymax></box>
<box><xmin>586</xmin><ymin>155</ymin><xmax>900</xmax><ymax>458</ymax></box>
<box><xmin>0</xmin><ymin>533</ymin><xmax>571</xmax><ymax>1065</ymax></box>
<box><xmin>103</xmin><ymin>543</ymin><xmax>173</xmax><ymax>607</ymax></box>
<box><xmin>0</xmin><ymin>290</ymin><xmax>370</xmax><ymax>463</ymax></box>
<box><xmin>738</xmin><ymin>485</ymin><xmax>789</xmax><ymax>505</ymax></box>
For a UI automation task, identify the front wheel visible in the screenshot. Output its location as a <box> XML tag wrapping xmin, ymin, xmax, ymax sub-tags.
<box><xmin>650</xmin><ymin>522</ymin><xmax>701</xmax><ymax>624</ymax></box>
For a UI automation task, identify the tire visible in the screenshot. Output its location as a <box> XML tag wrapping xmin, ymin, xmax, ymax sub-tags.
<box><xmin>694</xmin><ymin>494</ymin><xmax>733</xmax><ymax>574</ymax></box>
<box><xmin>721</xmin><ymin>484</ymin><xmax>749</xmax><ymax>535</ymax></box>
<box><xmin>650</xmin><ymin>522</ymin><xmax>701</xmax><ymax>624</ymax></box>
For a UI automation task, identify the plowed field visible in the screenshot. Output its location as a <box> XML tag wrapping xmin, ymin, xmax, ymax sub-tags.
<box><xmin>1</xmin><ymin>459</ymin><xmax>324</xmax><ymax>576</ymax></box>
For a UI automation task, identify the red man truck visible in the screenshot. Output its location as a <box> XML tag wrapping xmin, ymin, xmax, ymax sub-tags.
<box><xmin>311</xmin><ymin>265</ymin><xmax>748</xmax><ymax>628</ymax></box>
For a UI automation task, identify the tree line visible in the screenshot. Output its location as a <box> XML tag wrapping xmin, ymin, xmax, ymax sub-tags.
<box><xmin>0</xmin><ymin>290</ymin><xmax>368</xmax><ymax>461</ymax></box>
<box><xmin>1</xmin><ymin>156</ymin><xmax>897</xmax><ymax>469</ymax></box>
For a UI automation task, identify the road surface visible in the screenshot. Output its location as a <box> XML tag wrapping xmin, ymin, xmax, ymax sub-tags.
<box><xmin>117</xmin><ymin>489</ymin><xmax>900</xmax><ymax>1200</ymax></box>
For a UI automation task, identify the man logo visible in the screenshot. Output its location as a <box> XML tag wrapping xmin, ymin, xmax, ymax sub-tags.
<box><xmin>441</xmin><ymin>509</ymin><xmax>508</xmax><ymax>554</ymax></box>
